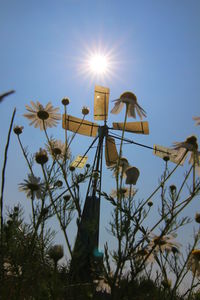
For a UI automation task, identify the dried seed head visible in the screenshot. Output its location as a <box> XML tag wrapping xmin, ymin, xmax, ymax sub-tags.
<box><xmin>170</xmin><ymin>185</ymin><xmax>176</xmax><ymax>193</ymax></box>
<box><xmin>48</xmin><ymin>244</ymin><xmax>64</xmax><ymax>264</ymax></box>
<box><xmin>82</xmin><ymin>106</ymin><xmax>90</xmax><ymax>115</ymax></box>
<box><xmin>62</xmin><ymin>97</ymin><xmax>70</xmax><ymax>106</ymax></box>
<box><xmin>69</xmin><ymin>165</ymin><xmax>75</xmax><ymax>172</ymax></box>
<box><xmin>63</xmin><ymin>194</ymin><xmax>71</xmax><ymax>201</ymax></box>
<box><xmin>195</xmin><ymin>213</ymin><xmax>200</xmax><ymax>224</ymax></box>
<box><xmin>35</xmin><ymin>148</ymin><xmax>48</xmax><ymax>165</ymax></box>
<box><xmin>54</xmin><ymin>180</ymin><xmax>63</xmax><ymax>187</ymax></box>
<box><xmin>163</xmin><ymin>156</ymin><xmax>170</xmax><ymax>162</ymax></box>
<box><xmin>13</xmin><ymin>126</ymin><xmax>24</xmax><ymax>135</ymax></box>
<box><xmin>147</xmin><ymin>201</ymin><xmax>153</xmax><ymax>207</ymax></box>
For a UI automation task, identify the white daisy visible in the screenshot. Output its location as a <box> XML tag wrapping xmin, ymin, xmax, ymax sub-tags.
<box><xmin>173</xmin><ymin>136</ymin><xmax>199</xmax><ymax>170</ymax></box>
<box><xmin>19</xmin><ymin>174</ymin><xmax>44</xmax><ymax>200</ymax></box>
<box><xmin>188</xmin><ymin>249</ymin><xmax>200</xmax><ymax>277</ymax></box>
<box><xmin>110</xmin><ymin>186</ymin><xmax>136</xmax><ymax>198</ymax></box>
<box><xmin>193</xmin><ymin>116</ymin><xmax>200</xmax><ymax>126</ymax></box>
<box><xmin>24</xmin><ymin>101</ymin><xmax>61</xmax><ymax>130</ymax></box>
<box><xmin>95</xmin><ymin>278</ymin><xmax>111</xmax><ymax>294</ymax></box>
<box><xmin>108</xmin><ymin>157</ymin><xmax>129</xmax><ymax>178</ymax></box>
<box><xmin>110</xmin><ymin>91</ymin><xmax>146</xmax><ymax>119</ymax></box>
<box><xmin>148</xmin><ymin>233</ymin><xmax>180</xmax><ymax>253</ymax></box>
<box><xmin>173</xmin><ymin>135</ymin><xmax>198</xmax><ymax>152</ymax></box>
<box><xmin>46</xmin><ymin>139</ymin><xmax>70</xmax><ymax>160</ymax></box>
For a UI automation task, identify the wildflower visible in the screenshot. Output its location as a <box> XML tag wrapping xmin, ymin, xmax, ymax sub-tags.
<box><xmin>69</xmin><ymin>165</ymin><xmax>75</xmax><ymax>172</ymax></box>
<box><xmin>54</xmin><ymin>180</ymin><xmax>63</xmax><ymax>187</ymax></box>
<box><xmin>63</xmin><ymin>194</ymin><xmax>71</xmax><ymax>201</ymax></box>
<box><xmin>195</xmin><ymin>213</ymin><xmax>200</xmax><ymax>224</ymax></box>
<box><xmin>188</xmin><ymin>249</ymin><xmax>200</xmax><ymax>276</ymax></box>
<box><xmin>110</xmin><ymin>91</ymin><xmax>146</xmax><ymax>119</ymax></box>
<box><xmin>86</xmin><ymin>163</ymin><xmax>90</xmax><ymax>168</ymax></box>
<box><xmin>48</xmin><ymin>244</ymin><xmax>64</xmax><ymax>265</ymax></box>
<box><xmin>93</xmin><ymin>171</ymin><xmax>99</xmax><ymax>179</ymax></box>
<box><xmin>134</xmin><ymin>246</ymin><xmax>155</xmax><ymax>263</ymax></box>
<box><xmin>46</xmin><ymin>139</ymin><xmax>70</xmax><ymax>160</ymax></box>
<box><xmin>19</xmin><ymin>174</ymin><xmax>44</xmax><ymax>200</ymax></box>
<box><xmin>61</xmin><ymin>97</ymin><xmax>70</xmax><ymax>106</ymax></box>
<box><xmin>94</xmin><ymin>278</ymin><xmax>111</xmax><ymax>294</ymax></box>
<box><xmin>82</xmin><ymin>106</ymin><xmax>90</xmax><ymax>115</ymax></box>
<box><xmin>24</xmin><ymin>101</ymin><xmax>61</xmax><ymax>130</ymax></box>
<box><xmin>193</xmin><ymin>116</ymin><xmax>200</xmax><ymax>126</ymax></box>
<box><xmin>163</xmin><ymin>156</ymin><xmax>170</xmax><ymax>162</ymax></box>
<box><xmin>41</xmin><ymin>207</ymin><xmax>49</xmax><ymax>217</ymax></box>
<box><xmin>147</xmin><ymin>201</ymin><xmax>153</xmax><ymax>207</ymax></box>
<box><xmin>125</xmin><ymin>166</ymin><xmax>140</xmax><ymax>185</ymax></box>
<box><xmin>13</xmin><ymin>125</ymin><xmax>24</xmax><ymax>135</ymax></box>
<box><xmin>153</xmin><ymin>144</ymin><xmax>186</xmax><ymax>165</ymax></box>
<box><xmin>14</xmin><ymin>206</ymin><xmax>19</xmax><ymax>212</ymax></box>
<box><xmin>162</xmin><ymin>279</ymin><xmax>172</xmax><ymax>289</ymax></box>
<box><xmin>189</xmin><ymin>151</ymin><xmax>200</xmax><ymax>175</ymax></box>
<box><xmin>109</xmin><ymin>157</ymin><xmax>129</xmax><ymax>178</ymax></box>
<box><xmin>148</xmin><ymin>233</ymin><xmax>180</xmax><ymax>253</ymax></box>
<box><xmin>35</xmin><ymin>148</ymin><xmax>48</xmax><ymax>165</ymax></box>
<box><xmin>173</xmin><ymin>136</ymin><xmax>199</xmax><ymax>172</ymax></box>
<box><xmin>110</xmin><ymin>187</ymin><xmax>136</xmax><ymax>198</ymax></box>
<box><xmin>173</xmin><ymin>135</ymin><xmax>198</xmax><ymax>152</ymax></box>
<box><xmin>170</xmin><ymin>185</ymin><xmax>176</xmax><ymax>193</ymax></box>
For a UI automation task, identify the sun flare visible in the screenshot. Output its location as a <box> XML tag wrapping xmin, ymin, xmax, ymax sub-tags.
<box><xmin>89</xmin><ymin>54</ymin><xmax>108</xmax><ymax>75</ymax></box>
<box><xmin>77</xmin><ymin>44</ymin><xmax>120</xmax><ymax>83</ymax></box>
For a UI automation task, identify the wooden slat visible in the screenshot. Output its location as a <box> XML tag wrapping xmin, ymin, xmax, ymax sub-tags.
<box><xmin>112</xmin><ymin>121</ymin><xmax>149</xmax><ymax>135</ymax></box>
<box><xmin>105</xmin><ymin>136</ymin><xmax>118</xmax><ymax>166</ymax></box>
<box><xmin>94</xmin><ymin>85</ymin><xmax>110</xmax><ymax>121</ymax></box>
<box><xmin>70</xmin><ymin>155</ymin><xmax>88</xmax><ymax>168</ymax></box>
<box><xmin>62</xmin><ymin>114</ymin><xmax>99</xmax><ymax>137</ymax></box>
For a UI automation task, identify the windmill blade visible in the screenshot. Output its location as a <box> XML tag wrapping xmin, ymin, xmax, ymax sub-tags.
<box><xmin>94</xmin><ymin>85</ymin><xmax>110</xmax><ymax>121</ymax></box>
<box><xmin>62</xmin><ymin>114</ymin><xmax>99</xmax><ymax>137</ymax></box>
<box><xmin>112</xmin><ymin>121</ymin><xmax>149</xmax><ymax>135</ymax></box>
<box><xmin>153</xmin><ymin>144</ymin><xmax>187</xmax><ymax>165</ymax></box>
<box><xmin>105</xmin><ymin>136</ymin><xmax>119</xmax><ymax>166</ymax></box>
<box><xmin>70</xmin><ymin>155</ymin><xmax>88</xmax><ymax>168</ymax></box>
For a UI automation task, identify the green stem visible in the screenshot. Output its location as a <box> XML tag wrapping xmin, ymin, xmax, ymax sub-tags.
<box><xmin>0</xmin><ymin>108</ymin><xmax>16</xmax><ymax>282</ymax></box>
<box><xmin>31</xmin><ymin>193</ymin><xmax>36</xmax><ymax>229</ymax></box>
<box><xmin>17</xmin><ymin>135</ymin><xmax>34</xmax><ymax>175</ymax></box>
<box><xmin>188</xmin><ymin>268</ymin><xmax>196</xmax><ymax>300</ymax></box>
<box><xmin>41</xmin><ymin>164</ymin><xmax>72</xmax><ymax>257</ymax></box>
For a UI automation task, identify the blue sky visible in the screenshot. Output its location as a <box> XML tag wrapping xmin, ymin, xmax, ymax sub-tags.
<box><xmin>0</xmin><ymin>0</ymin><xmax>200</xmax><ymax>255</ymax></box>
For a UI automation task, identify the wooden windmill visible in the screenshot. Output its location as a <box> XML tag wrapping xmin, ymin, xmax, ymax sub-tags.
<box><xmin>62</xmin><ymin>86</ymin><xmax>149</xmax><ymax>282</ymax></box>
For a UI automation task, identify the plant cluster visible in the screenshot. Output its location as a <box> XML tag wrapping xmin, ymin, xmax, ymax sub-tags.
<box><xmin>0</xmin><ymin>91</ymin><xmax>200</xmax><ymax>299</ymax></box>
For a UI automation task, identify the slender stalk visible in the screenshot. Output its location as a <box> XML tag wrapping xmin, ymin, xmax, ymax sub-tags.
<box><xmin>41</xmin><ymin>164</ymin><xmax>72</xmax><ymax>257</ymax></box>
<box><xmin>31</xmin><ymin>192</ymin><xmax>36</xmax><ymax>229</ymax></box>
<box><xmin>188</xmin><ymin>268</ymin><xmax>196</xmax><ymax>300</ymax></box>
<box><xmin>0</xmin><ymin>108</ymin><xmax>16</xmax><ymax>236</ymax></box>
<box><xmin>112</xmin><ymin>104</ymin><xmax>129</xmax><ymax>289</ymax></box>
<box><xmin>17</xmin><ymin>135</ymin><xmax>34</xmax><ymax>175</ymax></box>
<box><xmin>0</xmin><ymin>107</ymin><xmax>16</xmax><ymax>281</ymax></box>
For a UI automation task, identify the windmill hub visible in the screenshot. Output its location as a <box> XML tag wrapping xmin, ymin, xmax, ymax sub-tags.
<box><xmin>98</xmin><ymin>124</ymin><xmax>108</xmax><ymax>139</ymax></box>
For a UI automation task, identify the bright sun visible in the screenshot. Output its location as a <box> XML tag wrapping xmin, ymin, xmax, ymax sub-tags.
<box><xmin>78</xmin><ymin>45</ymin><xmax>118</xmax><ymax>82</ymax></box>
<box><xmin>89</xmin><ymin>54</ymin><xmax>108</xmax><ymax>74</ymax></box>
